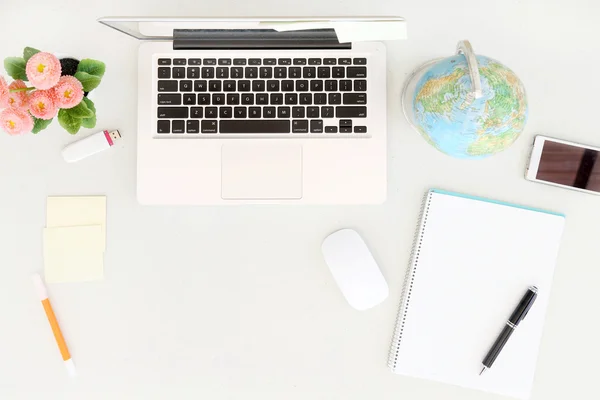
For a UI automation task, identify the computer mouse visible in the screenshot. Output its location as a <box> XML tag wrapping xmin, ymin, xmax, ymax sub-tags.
<box><xmin>321</xmin><ymin>229</ymin><xmax>389</xmax><ymax>310</ymax></box>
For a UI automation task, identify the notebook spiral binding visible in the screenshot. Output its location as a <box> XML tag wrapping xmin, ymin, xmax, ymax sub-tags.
<box><xmin>387</xmin><ymin>190</ymin><xmax>434</xmax><ymax>371</ymax></box>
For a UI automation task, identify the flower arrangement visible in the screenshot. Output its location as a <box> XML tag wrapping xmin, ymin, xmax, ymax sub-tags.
<box><xmin>0</xmin><ymin>47</ymin><xmax>105</xmax><ymax>135</ymax></box>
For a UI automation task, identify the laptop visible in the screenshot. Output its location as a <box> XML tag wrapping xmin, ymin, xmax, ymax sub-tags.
<box><xmin>98</xmin><ymin>17</ymin><xmax>405</xmax><ymax>205</ymax></box>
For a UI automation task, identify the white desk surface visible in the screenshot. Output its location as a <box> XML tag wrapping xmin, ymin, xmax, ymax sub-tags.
<box><xmin>1</xmin><ymin>1</ymin><xmax>598</xmax><ymax>399</ymax></box>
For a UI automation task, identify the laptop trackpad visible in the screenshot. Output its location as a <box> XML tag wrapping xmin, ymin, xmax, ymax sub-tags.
<box><xmin>221</xmin><ymin>144</ymin><xmax>302</xmax><ymax>200</ymax></box>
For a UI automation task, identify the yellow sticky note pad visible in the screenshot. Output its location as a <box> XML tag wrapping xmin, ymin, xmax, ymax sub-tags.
<box><xmin>46</xmin><ymin>196</ymin><xmax>107</xmax><ymax>249</ymax></box>
<box><xmin>44</xmin><ymin>225</ymin><xmax>105</xmax><ymax>283</ymax></box>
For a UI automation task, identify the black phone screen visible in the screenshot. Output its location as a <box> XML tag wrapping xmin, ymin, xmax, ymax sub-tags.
<box><xmin>537</xmin><ymin>140</ymin><xmax>600</xmax><ymax>192</ymax></box>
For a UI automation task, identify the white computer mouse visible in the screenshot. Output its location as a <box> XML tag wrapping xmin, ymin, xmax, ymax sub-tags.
<box><xmin>321</xmin><ymin>229</ymin><xmax>389</xmax><ymax>310</ymax></box>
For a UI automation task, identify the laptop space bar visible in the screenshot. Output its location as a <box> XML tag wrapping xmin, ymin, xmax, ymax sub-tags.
<box><xmin>219</xmin><ymin>120</ymin><xmax>290</xmax><ymax>134</ymax></box>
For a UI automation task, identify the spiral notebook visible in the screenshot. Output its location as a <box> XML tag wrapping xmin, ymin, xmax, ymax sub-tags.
<box><xmin>388</xmin><ymin>189</ymin><xmax>565</xmax><ymax>400</ymax></box>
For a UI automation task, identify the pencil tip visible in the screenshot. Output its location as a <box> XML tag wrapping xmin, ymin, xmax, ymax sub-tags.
<box><xmin>479</xmin><ymin>366</ymin><xmax>486</xmax><ymax>376</ymax></box>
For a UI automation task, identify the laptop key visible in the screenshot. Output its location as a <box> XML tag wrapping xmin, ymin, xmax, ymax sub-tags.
<box><xmin>340</xmin><ymin>80</ymin><xmax>352</xmax><ymax>92</ymax></box>
<box><xmin>321</xmin><ymin>106</ymin><xmax>334</xmax><ymax>118</ymax></box>
<box><xmin>267</xmin><ymin>80</ymin><xmax>279</xmax><ymax>92</ymax></box>
<box><xmin>187</xmin><ymin>120</ymin><xmax>200</xmax><ymax>133</ymax></box>
<box><xmin>293</xmin><ymin>58</ymin><xmax>307</xmax><ymax>65</ymax></box>
<box><xmin>209</xmin><ymin>80</ymin><xmax>222</xmax><ymax>91</ymax></box>
<box><xmin>173</xmin><ymin>58</ymin><xmax>186</xmax><ymax>65</ymax></box>
<box><xmin>252</xmin><ymin>80</ymin><xmax>265</xmax><ymax>92</ymax></box>
<box><xmin>201</xmin><ymin>120</ymin><xmax>218</xmax><ymax>133</ymax></box>
<box><xmin>233</xmin><ymin>58</ymin><xmax>246</xmax><ymax>65</ymax></box>
<box><xmin>238</xmin><ymin>80</ymin><xmax>251</xmax><ymax>92</ymax></box>
<box><xmin>310</xmin><ymin>120</ymin><xmax>323</xmax><ymax>133</ymax></box>
<box><xmin>347</xmin><ymin>67</ymin><xmax>367</xmax><ymax>78</ymax></box>
<box><xmin>198</xmin><ymin>94</ymin><xmax>210</xmax><ymax>105</ymax></box>
<box><xmin>310</xmin><ymin>80</ymin><xmax>323</xmax><ymax>91</ymax></box>
<box><xmin>338</xmin><ymin>58</ymin><xmax>351</xmax><ymax>65</ymax></box>
<box><xmin>234</xmin><ymin>107</ymin><xmax>247</xmax><ymax>118</ymax></box>
<box><xmin>187</xmin><ymin>67</ymin><xmax>200</xmax><ymax>79</ymax></box>
<box><xmin>157</xmin><ymin>107</ymin><xmax>188</xmax><ymax>119</ymax></box>
<box><xmin>270</xmin><ymin>93</ymin><xmax>283</xmax><ymax>105</ymax></box>
<box><xmin>340</xmin><ymin>127</ymin><xmax>353</xmax><ymax>133</ymax></box>
<box><xmin>248</xmin><ymin>58</ymin><xmax>261</xmax><ymax>65</ymax></box>
<box><xmin>303</xmin><ymin>67</ymin><xmax>316</xmax><ymax>79</ymax></box>
<box><xmin>223</xmin><ymin>80</ymin><xmax>236</xmax><ymax>92</ymax></box>
<box><xmin>332</xmin><ymin>67</ymin><xmax>345</xmax><ymax>78</ymax></box>
<box><xmin>158</xmin><ymin>67</ymin><xmax>171</xmax><ymax>79</ymax></box>
<box><xmin>227</xmin><ymin>94</ymin><xmax>240</xmax><ymax>105</ymax></box>
<box><xmin>216</xmin><ymin>67</ymin><xmax>229</xmax><ymax>79</ymax></box>
<box><xmin>201</xmin><ymin>67</ymin><xmax>214</xmax><ymax>78</ymax></box>
<box><xmin>263</xmin><ymin>107</ymin><xmax>276</xmax><ymax>118</ymax></box>
<box><xmin>205</xmin><ymin>107</ymin><xmax>218</xmax><ymax>118</ymax></box>
<box><xmin>204</xmin><ymin>59</ymin><xmax>216</xmax><ymax>65</ymax></box>
<box><xmin>324</xmin><ymin>58</ymin><xmax>336</xmax><ymax>65</ymax></box>
<box><xmin>278</xmin><ymin>107</ymin><xmax>290</xmax><ymax>118</ymax></box>
<box><xmin>308</xmin><ymin>58</ymin><xmax>322</xmax><ymax>65</ymax></box>
<box><xmin>256</xmin><ymin>93</ymin><xmax>269</xmax><ymax>105</ymax></box>
<box><xmin>285</xmin><ymin>94</ymin><xmax>298</xmax><ymax>105</ymax></box>
<box><xmin>317</xmin><ymin>67</ymin><xmax>330</xmax><ymax>78</ymax></box>
<box><xmin>158</xmin><ymin>94</ymin><xmax>181</xmax><ymax>105</ymax></box>
<box><xmin>353</xmin><ymin>58</ymin><xmax>367</xmax><ymax>65</ymax></box>
<box><xmin>292</xmin><ymin>107</ymin><xmax>305</xmax><ymax>118</ymax></box>
<box><xmin>354</xmin><ymin>80</ymin><xmax>367</xmax><ymax>91</ymax></box>
<box><xmin>307</xmin><ymin>106</ymin><xmax>319</xmax><ymax>118</ymax></box>
<box><xmin>325</xmin><ymin>126</ymin><xmax>337</xmax><ymax>133</ymax></box>
<box><xmin>191</xmin><ymin>107</ymin><xmax>203</xmax><ymax>118</ymax></box>
<box><xmin>289</xmin><ymin>67</ymin><xmax>301</xmax><ymax>78</ymax></box>
<box><xmin>189</xmin><ymin>58</ymin><xmax>202</xmax><ymax>65</ymax></box>
<box><xmin>260</xmin><ymin>67</ymin><xmax>272</xmax><ymax>79</ymax></box>
<box><xmin>220</xmin><ymin>107</ymin><xmax>232</xmax><ymax>118</ymax></box>
<box><xmin>249</xmin><ymin>107</ymin><xmax>261</xmax><ymax>118</ymax></box>
<box><xmin>336</xmin><ymin>106</ymin><xmax>367</xmax><ymax>118</ymax></box>
<box><xmin>325</xmin><ymin>80</ymin><xmax>337</xmax><ymax>91</ymax></box>
<box><xmin>183</xmin><ymin>94</ymin><xmax>196</xmax><ymax>105</ymax></box>
<box><xmin>173</xmin><ymin>67</ymin><xmax>185</xmax><ymax>78</ymax></box>
<box><xmin>241</xmin><ymin>94</ymin><xmax>254</xmax><ymax>105</ymax></box>
<box><xmin>212</xmin><ymin>94</ymin><xmax>225</xmax><ymax>105</ymax></box>
<box><xmin>218</xmin><ymin>58</ymin><xmax>232</xmax><ymax>65</ymax></box>
<box><xmin>299</xmin><ymin>93</ymin><xmax>312</xmax><ymax>105</ymax></box>
<box><xmin>343</xmin><ymin>93</ymin><xmax>367</xmax><ymax>104</ymax></box>
<box><xmin>339</xmin><ymin>119</ymin><xmax>352</xmax><ymax>127</ymax></box>
<box><xmin>158</xmin><ymin>58</ymin><xmax>171</xmax><ymax>66</ymax></box>
<box><xmin>292</xmin><ymin>120</ymin><xmax>309</xmax><ymax>133</ymax></box>
<box><xmin>157</xmin><ymin>120</ymin><xmax>170</xmax><ymax>133</ymax></box>
<box><xmin>296</xmin><ymin>80</ymin><xmax>309</xmax><ymax>91</ymax></box>
<box><xmin>194</xmin><ymin>80</ymin><xmax>207</xmax><ymax>92</ymax></box>
<box><xmin>264</xmin><ymin>58</ymin><xmax>277</xmax><ymax>65</ymax></box>
<box><xmin>274</xmin><ymin>67</ymin><xmax>287</xmax><ymax>79</ymax></box>
<box><xmin>231</xmin><ymin>67</ymin><xmax>243</xmax><ymax>79</ymax></box>
<box><xmin>314</xmin><ymin>93</ymin><xmax>327</xmax><ymax>105</ymax></box>
<box><xmin>278</xmin><ymin>58</ymin><xmax>291</xmax><ymax>65</ymax></box>
<box><xmin>172</xmin><ymin>120</ymin><xmax>185</xmax><ymax>133</ymax></box>
<box><xmin>328</xmin><ymin>93</ymin><xmax>341</xmax><ymax>105</ymax></box>
<box><xmin>354</xmin><ymin>126</ymin><xmax>367</xmax><ymax>133</ymax></box>
<box><xmin>282</xmin><ymin>80</ymin><xmax>294</xmax><ymax>91</ymax></box>
<box><xmin>220</xmin><ymin>120</ymin><xmax>290</xmax><ymax>134</ymax></box>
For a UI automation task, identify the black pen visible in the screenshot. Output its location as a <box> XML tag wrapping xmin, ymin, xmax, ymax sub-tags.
<box><xmin>480</xmin><ymin>286</ymin><xmax>538</xmax><ymax>375</ymax></box>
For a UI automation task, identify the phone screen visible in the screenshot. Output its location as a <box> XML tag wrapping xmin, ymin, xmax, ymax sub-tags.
<box><xmin>536</xmin><ymin>140</ymin><xmax>600</xmax><ymax>192</ymax></box>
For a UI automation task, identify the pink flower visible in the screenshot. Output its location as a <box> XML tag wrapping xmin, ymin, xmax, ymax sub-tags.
<box><xmin>0</xmin><ymin>108</ymin><xmax>34</xmax><ymax>135</ymax></box>
<box><xmin>53</xmin><ymin>75</ymin><xmax>84</xmax><ymax>109</ymax></box>
<box><xmin>7</xmin><ymin>80</ymin><xmax>29</xmax><ymax>110</ymax></box>
<box><xmin>29</xmin><ymin>90</ymin><xmax>57</xmax><ymax>120</ymax></box>
<box><xmin>26</xmin><ymin>52</ymin><xmax>61</xmax><ymax>90</ymax></box>
<box><xmin>0</xmin><ymin>76</ymin><xmax>9</xmax><ymax>108</ymax></box>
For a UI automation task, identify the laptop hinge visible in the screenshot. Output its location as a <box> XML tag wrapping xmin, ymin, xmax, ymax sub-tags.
<box><xmin>172</xmin><ymin>29</ymin><xmax>351</xmax><ymax>50</ymax></box>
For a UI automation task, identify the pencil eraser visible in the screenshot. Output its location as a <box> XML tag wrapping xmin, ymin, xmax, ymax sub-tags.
<box><xmin>64</xmin><ymin>359</ymin><xmax>77</xmax><ymax>377</ymax></box>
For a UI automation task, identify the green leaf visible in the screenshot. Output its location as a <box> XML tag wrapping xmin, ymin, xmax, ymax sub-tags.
<box><xmin>23</xmin><ymin>47</ymin><xmax>40</xmax><ymax>63</ymax></box>
<box><xmin>31</xmin><ymin>117</ymin><xmax>53</xmax><ymax>134</ymax></box>
<box><xmin>74</xmin><ymin>71</ymin><xmax>101</xmax><ymax>92</ymax></box>
<box><xmin>81</xmin><ymin>98</ymin><xmax>97</xmax><ymax>129</ymax></box>
<box><xmin>76</xmin><ymin>59</ymin><xmax>106</xmax><ymax>78</ymax></box>
<box><xmin>64</xmin><ymin>99</ymin><xmax>94</xmax><ymax>119</ymax></box>
<box><xmin>4</xmin><ymin>57</ymin><xmax>27</xmax><ymax>81</ymax></box>
<box><xmin>58</xmin><ymin>109</ymin><xmax>82</xmax><ymax>135</ymax></box>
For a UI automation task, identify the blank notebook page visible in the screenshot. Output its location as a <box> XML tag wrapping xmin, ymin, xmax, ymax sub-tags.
<box><xmin>389</xmin><ymin>190</ymin><xmax>565</xmax><ymax>400</ymax></box>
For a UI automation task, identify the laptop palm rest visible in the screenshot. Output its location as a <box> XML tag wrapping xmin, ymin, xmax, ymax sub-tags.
<box><xmin>221</xmin><ymin>144</ymin><xmax>303</xmax><ymax>200</ymax></box>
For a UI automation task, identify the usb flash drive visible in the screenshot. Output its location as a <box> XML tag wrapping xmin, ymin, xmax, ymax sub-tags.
<box><xmin>62</xmin><ymin>130</ymin><xmax>122</xmax><ymax>163</ymax></box>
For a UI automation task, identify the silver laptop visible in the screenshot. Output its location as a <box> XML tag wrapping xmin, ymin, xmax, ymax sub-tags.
<box><xmin>99</xmin><ymin>17</ymin><xmax>405</xmax><ymax>205</ymax></box>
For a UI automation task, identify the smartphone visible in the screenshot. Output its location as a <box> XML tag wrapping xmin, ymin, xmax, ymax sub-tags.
<box><xmin>526</xmin><ymin>135</ymin><xmax>600</xmax><ymax>195</ymax></box>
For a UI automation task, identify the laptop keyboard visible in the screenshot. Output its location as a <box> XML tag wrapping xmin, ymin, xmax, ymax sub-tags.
<box><xmin>156</xmin><ymin>57</ymin><xmax>368</xmax><ymax>136</ymax></box>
